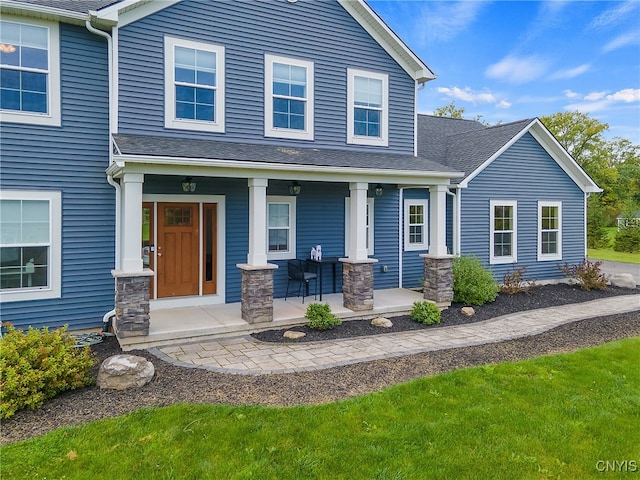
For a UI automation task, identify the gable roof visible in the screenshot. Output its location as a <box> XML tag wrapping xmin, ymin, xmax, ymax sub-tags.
<box><xmin>417</xmin><ymin>115</ymin><xmax>601</xmax><ymax>193</ymax></box>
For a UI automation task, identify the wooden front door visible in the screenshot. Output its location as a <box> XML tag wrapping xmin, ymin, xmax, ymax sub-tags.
<box><xmin>157</xmin><ymin>203</ymin><xmax>199</xmax><ymax>298</ymax></box>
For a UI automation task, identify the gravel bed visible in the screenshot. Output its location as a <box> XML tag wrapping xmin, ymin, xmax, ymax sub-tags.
<box><xmin>2</xmin><ymin>284</ymin><xmax>638</xmax><ymax>445</ymax></box>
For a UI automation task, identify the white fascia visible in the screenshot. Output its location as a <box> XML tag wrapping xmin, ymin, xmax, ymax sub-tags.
<box><xmin>93</xmin><ymin>0</ymin><xmax>181</xmax><ymax>27</ymax></box>
<box><xmin>0</xmin><ymin>1</ymin><xmax>88</xmax><ymax>25</ymax></box>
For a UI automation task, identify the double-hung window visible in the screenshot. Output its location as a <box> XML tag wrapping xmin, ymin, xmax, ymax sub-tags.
<box><xmin>404</xmin><ymin>199</ymin><xmax>428</xmax><ymax>251</ymax></box>
<box><xmin>265</xmin><ymin>54</ymin><xmax>314</xmax><ymax>140</ymax></box>
<box><xmin>538</xmin><ymin>201</ymin><xmax>562</xmax><ymax>260</ymax></box>
<box><xmin>0</xmin><ymin>191</ymin><xmax>61</xmax><ymax>302</ymax></box>
<box><xmin>490</xmin><ymin>200</ymin><xmax>517</xmax><ymax>264</ymax></box>
<box><xmin>347</xmin><ymin>69</ymin><xmax>388</xmax><ymax>146</ymax></box>
<box><xmin>266</xmin><ymin>196</ymin><xmax>296</xmax><ymax>260</ymax></box>
<box><xmin>165</xmin><ymin>36</ymin><xmax>225</xmax><ymax>132</ymax></box>
<box><xmin>0</xmin><ymin>16</ymin><xmax>60</xmax><ymax>126</ymax></box>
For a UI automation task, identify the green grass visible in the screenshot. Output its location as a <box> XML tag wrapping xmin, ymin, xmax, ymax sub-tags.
<box><xmin>2</xmin><ymin>338</ymin><xmax>639</xmax><ymax>479</ymax></box>
<box><xmin>588</xmin><ymin>227</ymin><xmax>640</xmax><ymax>263</ymax></box>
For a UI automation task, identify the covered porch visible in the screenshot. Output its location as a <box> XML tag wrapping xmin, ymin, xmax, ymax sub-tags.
<box><xmin>117</xmin><ymin>287</ymin><xmax>426</xmax><ymax>351</ymax></box>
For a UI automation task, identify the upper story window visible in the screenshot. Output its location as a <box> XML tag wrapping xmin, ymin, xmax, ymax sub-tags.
<box><xmin>267</xmin><ymin>196</ymin><xmax>297</xmax><ymax>260</ymax></box>
<box><xmin>164</xmin><ymin>36</ymin><xmax>225</xmax><ymax>133</ymax></box>
<box><xmin>265</xmin><ymin>54</ymin><xmax>314</xmax><ymax>140</ymax></box>
<box><xmin>0</xmin><ymin>191</ymin><xmax>62</xmax><ymax>302</ymax></box>
<box><xmin>404</xmin><ymin>199</ymin><xmax>428</xmax><ymax>251</ymax></box>
<box><xmin>490</xmin><ymin>200</ymin><xmax>517</xmax><ymax>264</ymax></box>
<box><xmin>0</xmin><ymin>17</ymin><xmax>60</xmax><ymax>126</ymax></box>
<box><xmin>538</xmin><ymin>201</ymin><xmax>562</xmax><ymax>261</ymax></box>
<box><xmin>347</xmin><ymin>69</ymin><xmax>388</xmax><ymax>146</ymax></box>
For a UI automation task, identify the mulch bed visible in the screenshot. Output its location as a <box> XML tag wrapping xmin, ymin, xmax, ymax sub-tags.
<box><xmin>1</xmin><ymin>284</ymin><xmax>638</xmax><ymax>445</ymax></box>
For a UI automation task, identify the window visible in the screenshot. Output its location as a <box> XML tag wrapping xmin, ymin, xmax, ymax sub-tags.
<box><xmin>344</xmin><ymin>198</ymin><xmax>374</xmax><ymax>256</ymax></box>
<box><xmin>347</xmin><ymin>69</ymin><xmax>388</xmax><ymax>146</ymax></box>
<box><xmin>265</xmin><ymin>54</ymin><xmax>314</xmax><ymax>140</ymax></box>
<box><xmin>0</xmin><ymin>16</ymin><xmax>60</xmax><ymax>126</ymax></box>
<box><xmin>538</xmin><ymin>201</ymin><xmax>562</xmax><ymax>260</ymax></box>
<box><xmin>267</xmin><ymin>196</ymin><xmax>296</xmax><ymax>260</ymax></box>
<box><xmin>404</xmin><ymin>199</ymin><xmax>428</xmax><ymax>251</ymax></box>
<box><xmin>165</xmin><ymin>36</ymin><xmax>225</xmax><ymax>132</ymax></box>
<box><xmin>0</xmin><ymin>191</ymin><xmax>61</xmax><ymax>302</ymax></box>
<box><xmin>490</xmin><ymin>200</ymin><xmax>517</xmax><ymax>264</ymax></box>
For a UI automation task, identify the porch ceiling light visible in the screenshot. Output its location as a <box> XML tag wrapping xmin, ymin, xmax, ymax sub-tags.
<box><xmin>182</xmin><ymin>177</ymin><xmax>196</xmax><ymax>192</ymax></box>
<box><xmin>375</xmin><ymin>184</ymin><xmax>383</xmax><ymax>197</ymax></box>
<box><xmin>289</xmin><ymin>181</ymin><xmax>302</xmax><ymax>196</ymax></box>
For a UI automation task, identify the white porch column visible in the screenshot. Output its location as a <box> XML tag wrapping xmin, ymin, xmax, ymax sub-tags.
<box><xmin>429</xmin><ymin>184</ymin><xmax>448</xmax><ymax>257</ymax></box>
<box><xmin>348</xmin><ymin>182</ymin><xmax>369</xmax><ymax>261</ymax></box>
<box><xmin>247</xmin><ymin>178</ymin><xmax>268</xmax><ymax>266</ymax></box>
<box><xmin>121</xmin><ymin>173</ymin><xmax>144</xmax><ymax>272</ymax></box>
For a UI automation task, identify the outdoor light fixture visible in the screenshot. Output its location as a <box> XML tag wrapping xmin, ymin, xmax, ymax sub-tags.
<box><xmin>375</xmin><ymin>184</ymin><xmax>384</xmax><ymax>196</ymax></box>
<box><xmin>289</xmin><ymin>181</ymin><xmax>302</xmax><ymax>196</ymax></box>
<box><xmin>182</xmin><ymin>177</ymin><xmax>196</xmax><ymax>192</ymax></box>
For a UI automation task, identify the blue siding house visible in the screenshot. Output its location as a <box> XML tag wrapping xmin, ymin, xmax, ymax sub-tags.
<box><xmin>1</xmin><ymin>0</ymin><xmax>599</xmax><ymax>345</ymax></box>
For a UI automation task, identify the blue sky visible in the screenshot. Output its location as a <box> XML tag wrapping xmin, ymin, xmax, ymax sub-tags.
<box><xmin>369</xmin><ymin>0</ymin><xmax>640</xmax><ymax>142</ymax></box>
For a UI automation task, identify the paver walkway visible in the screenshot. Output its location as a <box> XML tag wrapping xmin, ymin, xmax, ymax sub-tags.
<box><xmin>150</xmin><ymin>294</ymin><xmax>640</xmax><ymax>375</ymax></box>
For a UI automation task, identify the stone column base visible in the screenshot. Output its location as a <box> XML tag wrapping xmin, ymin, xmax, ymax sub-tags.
<box><xmin>340</xmin><ymin>259</ymin><xmax>377</xmax><ymax>311</ymax></box>
<box><xmin>112</xmin><ymin>270</ymin><xmax>154</xmax><ymax>338</ymax></box>
<box><xmin>421</xmin><ymin>255</ymin><xmax>453</xmax><ymax>305</ymax></box>
<box><xmin>237</xmin><ymin>263</ymin><xmax>278</xmax><ymax>324</ymax></box>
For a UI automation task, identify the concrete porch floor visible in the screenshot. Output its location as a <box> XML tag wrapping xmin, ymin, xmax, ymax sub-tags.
<box><xmin>117</xmin><ymin>288</ymin><xmax>425</xmax><ymax>351</ymax></box>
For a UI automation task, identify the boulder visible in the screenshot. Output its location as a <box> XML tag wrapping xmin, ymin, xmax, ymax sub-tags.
<box><xmin>461</xmin><ymin>306</ymin><xmax>475</xmax><ymax>316</ymax></box>
<box><xmin>609</xmin><ymin>273</ymin><xmax>637</xmax><ymax>289</ymax></box>
<box><xmin>97</xmin><ymin>354</ymin><xmax>155</xmax><ymax>390</ymax></box>
<box><xmin>371</xmin><ymin>316</ymin><xmax>393</xmax><ymax>328</ymax></box>
<box><xmin>283</xmin><ymin>330</ymin><xmax>306</xmax><ymax>340</ymax></box>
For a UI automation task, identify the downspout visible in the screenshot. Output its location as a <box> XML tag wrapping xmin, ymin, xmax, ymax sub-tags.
<box><xmin>584</xmin><ymin>192</ymin><xmax>590</xmax><ymax>259</ymax></box>
<box><xmin>456</xmin><ymin>186</ymin><xmax>462</xmax><ymax>255</ymax></box>
<box><xmin>85</xmin><ymin>16</ymin><xmax>119</xmax><ymax>330</ymax></box>
<box><xmin>398</xmin><ymin>187</ymin><xmax>404</xmax><ymax>288</ymax></box>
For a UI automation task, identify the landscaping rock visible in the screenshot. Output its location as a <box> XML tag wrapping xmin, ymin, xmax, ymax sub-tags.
<box><xmin>609</xmin><ymin>274</ymin><xmax>637</xmax><ymax>289</ymax></box>
<box><xmin>461</xmin><ymin>307</ymin><xmax>475</xmax><ymax>316</ymax></box>
<box><xmin>97</xmin><ymin>354</ymin><xmax>154</xmax><ymax>390</ymax></box>
<box><xmin>283</xmin><ymin>330</ymin><xmax>306</xmax><ymax>340</ymax></box>
<box><xmin>371</xmin><ymin>317</ymin><xmax>393</xmax><ymax>328</ymax></box>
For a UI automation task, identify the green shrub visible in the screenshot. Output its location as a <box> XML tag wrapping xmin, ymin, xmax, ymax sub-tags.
<box><xmin>0</xmin><ymin>324</ymin><xmax>96</xmax><ymax>419</ymax></box>
<box><xmin>501</xmin><ymin>266</ymin><xmax>538</xmax><ymax>295</ymax></box>
<box><xmin>410</xmin><ymin>301</ymin><xmax>441</xmax><ymax>325</ymax></box>
<box><xmin>452</xmin><ymin>256</ymin><xmax>499</xmax><ymax>305</ymax></box>
<box><xmin>305</xmin><ymin>303</ymin><xmax>342</xmax><ymax>330</ymax></box>
<box><xmin>614</xmin><ymin>224</ymin><xmax>640</xmax><ymax>253</ymax></box>
<box><xmin>558</xmin><ymin>259</ymin><xmax>608</xmax><ymax>291</ymax></box>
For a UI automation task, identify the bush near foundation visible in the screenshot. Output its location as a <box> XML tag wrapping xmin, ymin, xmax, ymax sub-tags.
<box><xmin>559</xmin><ymin>259</ymin><xmax>608</xmax><ymax>291</ymax></box>
<box><xmin>305</xmin><ymin>303</ymin><xmax>342</xmax><ymax>330</ymax></box>
<box><xmin>410</xmin><ymin>301</ymin><xmax>442</xmax><ymax>325</ymax></box>
<box><xmin>452</xmin><ymin>256</ymin><xmax>499</xmax><ymax>305</ymax></box>
<box><xmin>0</xmin><ymin>324</ymin><xmax>96</xmax><ymax>419</ymax></box>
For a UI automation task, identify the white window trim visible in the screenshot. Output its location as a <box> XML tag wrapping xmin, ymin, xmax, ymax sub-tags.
<box><xmin>266</xmin><ymin>196</ymin><xmax>296</xmax><ymax>261</ymax></box>
<box><xmin>344</xmin><ymin>197</ymin><xmax>374</xmax><ymax>256</ymax></box>
<box><xmin>538</xmin><ymin>201</ymin><xmax>562</xmax><ymax>261</ymax></box>
<box><xmin>404</xmin><ymin>199</ymin><xmax>428</xmax><ymax>251</ymax></box>
<box><xmin>164</xmin><ymin>36</ymin><xmax>225</xmax><ymax>133</ymax></box>
<box><xmin>347</xmin><ymin>68</ymin><xmax>388</xmax><ymax>147</ymax></box>
<box><xmin>0</xmin><ymin>16</ymin><xmax>61</xmax><ymax>127</ymax></box>
<box><xmin>264</xmin><ymin>54</ymin><xmax>314</xmax><ymax>141</ymax></box>
<box><xmin>490</xmin><ymin>200</ymin><xmax>517</xmax><ymax>265</ymax></box>
<box><xmin>0</xmin><ymin>190</ymin><xmax>61</xmax><ymax>302</ymax></box>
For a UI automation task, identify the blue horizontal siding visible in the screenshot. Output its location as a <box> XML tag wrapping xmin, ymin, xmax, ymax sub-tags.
<box><xmin>460</xmin><ymin>132</ymin><xmax>586</xmax><ymax>282</ymax></box>
<box><xmin>117</xmin><ymin>0</ymin><xmax>416</xmax><ymax>154</ymax></box>
<box><xmin>0</xmin><ymin>23</ymin><xmax>113</xmax><ymax>332</ymax></box>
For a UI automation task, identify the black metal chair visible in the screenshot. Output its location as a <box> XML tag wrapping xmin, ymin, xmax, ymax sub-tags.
<box><xmin>285</xmin><ymin>259</ymin><xmax>318</xmax><ymax>303</ymax></box>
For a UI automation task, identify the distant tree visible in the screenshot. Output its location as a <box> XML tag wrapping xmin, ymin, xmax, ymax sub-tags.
<box><xmin>433</xmin><ymin>101</ymin><xmax>466</xmax><ymax>119</ymax></box>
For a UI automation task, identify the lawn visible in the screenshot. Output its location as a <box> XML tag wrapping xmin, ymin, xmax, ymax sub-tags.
<box><xmin>2</xmin><ymin>338</ymin><xmax>639</xmax><ymax>479</ymax></box>
<box><xmin>588</xmin><ymin>227</ymin><xmax>640</xmax><ymax>264</ymax></box>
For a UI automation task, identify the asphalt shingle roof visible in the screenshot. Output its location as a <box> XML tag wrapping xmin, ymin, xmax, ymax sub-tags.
<box><xmin>113</xmin><ymin>134</ymin><xmax>462</xmax><ymax>175</ymax></box>
<box><xmin>10</xmin><ymin>0</ymin><xmax>119</xmax><ymax>13</ymax></box>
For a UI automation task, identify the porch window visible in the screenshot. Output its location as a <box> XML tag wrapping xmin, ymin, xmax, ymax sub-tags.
<box><xmin>347</xmin><ymin>69</ymin><xmax>388</xmax><ymax>146</ymax></box>
<box><xmin>264</xmin><ymin>54</ymin><xmax>314</xmax><ymax>140</ymax></box>
<box><xmin>490</xmin><ymin>200</ymin><xmax>517</xmax><ymax>264</ymax></box>
<box><xmin>0</xmin><ymin>191</ymin><xmax>61</xmax><ymax>302</ymax></box>
<box><xmin>164</xmin><ymin>36</ymin><xmax>225</xmax><ymax>132</ymax></box>
<box><xmin>538</xmin><ymin>201</ymin><xmax>562</xmax><ymax>261</ymax></box>
<box><xmin>0</xmin><ymin>16</ymin><xmax>60</xmax><ymax>126</ymax></box>
<box><xmin>404</xmin><ymin>199</ymin><xmax>428</xmax><ymax>251</ymax></box>
<box><xmin>344</xmin><ymin>198</ymin><xmax>374</xmax><ymax>256</ymax></box>
<box><xmin>267</xmin><ymin>196</ymin><xmax>296</xmax><ymax>260</ymax></box>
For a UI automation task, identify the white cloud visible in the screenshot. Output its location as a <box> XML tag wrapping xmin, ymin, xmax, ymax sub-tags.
<box><xmin>563</xmin><ymin>89</ymin><xmax>581</xmax><ymax>99</ymax></box>
<box><xmin>496</xmin><ymin>100</ymin><xmax>512</xmax><ymax>109</ymax></box>
<box><xmin>602</xmin><ymin>31</ymin><xmax>640</xmax><ymax>53</ymax></box>
<box><xmin>565</xmin><ymin>88</ymin><xmax>640</xmax><ymax>113</ymax></box>
<box><xmin>584</xmin><ymin>91</ymin><xmax>607</xmax><ymax>101</ymax></box>
<box><xmin>589</xmin><ymin>1</ymin><xmax>639</xmax><ymax>29</ymax></box>
<box><xmin>550</xmin><ymin>64</ymin><xmax>590</xmax><ymax>80</ymax></box>
<box><xmin>607</xmin><ymin>89</ymin><xmax>640</xmax><ymax>103</ymax></box>
<box><xmin>417</xmin><ymin>1</ymin><xmax>486</xmax><ymax>43</ymax></box>
<box><xmin>436</xmin><ymin>86</ymin><xmax>511</xmax><ymax>110</ymax></box>
<box><xmin>485</xmin><ymin>55</ymin><xmax>549</xmax><ymax>84</ymax></box>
